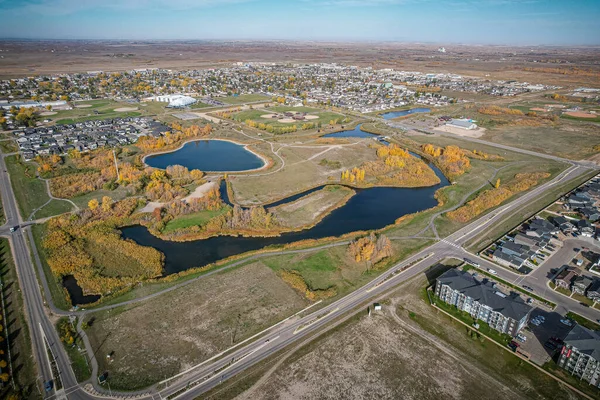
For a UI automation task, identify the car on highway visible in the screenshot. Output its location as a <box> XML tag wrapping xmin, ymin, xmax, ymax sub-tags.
<box><xmin>44</xmin><ymin>380</ymin><xmax>53</xmax><ymax>392</ymax></box>
<box><xmin>580</xmin><ymin>302</ymin><xmax>590</xmax><ymax>307</ymax></box>
<box><xmin>9</xmin><ymin>226</ymin><xmax>17</xmax><ymax>232</ymax></box>
<box><xmin>487</xmin><ymin>268</ymin><xmax>497</xmax><ymax>275</ymax></box>
<box><xmin>522</xmin><ymin>285</ymin><xmax>534</xmax><ymax>292</ymax></box>
<box><xmin>464</xmin><ymin>258</ymin><xmax>480</xmax><ymax>267</ymax></box>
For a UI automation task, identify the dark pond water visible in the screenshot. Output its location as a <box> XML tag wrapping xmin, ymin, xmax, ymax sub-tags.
<box><xmin>63</xmin><ymin>275</ymin><xmax>101</xmax><ymax>306</ymax></box>
<box><xmin>322</xmin><ymin>124</ymin><xmax>379</xmax><ymax>139</ymax></box>
<box><xmin>66</xmin><ymin>123</ymin><xmax>448</xmax><ymax>305</ymax></box>
<box><xmin>380</xmin><ymin>107</ymin><xmax>430</xmax><ymax>120</ymax></box>
<box><xmin>144</xmin><ymin>139</ymin><xmax>265</xmax><ymax>172</ymax></box>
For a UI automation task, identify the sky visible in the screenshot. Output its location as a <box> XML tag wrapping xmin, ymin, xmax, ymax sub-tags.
<box><xmin>0</xmin><ymin>0</ymin><xmax>598</xmax><ymax>45</ymax></box>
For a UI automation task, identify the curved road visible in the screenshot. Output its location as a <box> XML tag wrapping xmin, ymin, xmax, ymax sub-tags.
<box><xmin>0</xmin><ymin>128</ymin><xmax>597</xmax><ymax>399</ymax></box>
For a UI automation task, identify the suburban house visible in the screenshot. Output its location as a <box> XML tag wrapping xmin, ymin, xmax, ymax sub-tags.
<box><xmin>587</xmin><ymin>280</ymin><xmax>600</xmax><ymax>303</ymax></box>
<box><xmin>555</xmin><ymin>267</ymin><xmax>580</xmax><ymax>290</ymax></box>
<box><xmin>435</xmin><ymin>269</ymin><xmax>532</xmax><ymax>337</ymax></box>
<box><xmin>572</xmin><ymin>275</ymin><xmax>593</xmax><ymax>296</ymax></box>
<box><xmin>558</xmin><ymin>325</ymin><xmax>600</xmax><ymax>388</ymax></box>
<box><xmin>553</xmin><ymin>216</ymin><xmax>576</xmax><ymax>233</ymax></box>
<box><xmin>578</xmin><ymin>220</ymin><xmax>595</xmax><ymax>237</ymax></box>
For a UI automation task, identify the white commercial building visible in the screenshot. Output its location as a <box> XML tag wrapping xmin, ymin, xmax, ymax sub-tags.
<box><xmin>152</xmin><ymin>95</ymin><xmax>197</xmax><ymax>108</ymax></box>
<box><xmin>448</xmin><ymin>118</ymin><xmax>477</xmax><ymax>130</ymax></box>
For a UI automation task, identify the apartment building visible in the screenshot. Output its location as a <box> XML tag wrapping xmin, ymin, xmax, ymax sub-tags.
<box><xmin>435</xmin><ymin>269</ymin><xmax>532</xmax><ymax>337</ymax></box>
<box><xmin>558</xmin><ymin>325</ymin><xmax>600</xmax><ymax>387</ymax></box>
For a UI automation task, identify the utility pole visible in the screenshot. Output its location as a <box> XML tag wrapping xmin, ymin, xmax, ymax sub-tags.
<box><xmin>112</xmin><ymin>149</ymin><xmax>120</xmax><ymax>182</ymax></box>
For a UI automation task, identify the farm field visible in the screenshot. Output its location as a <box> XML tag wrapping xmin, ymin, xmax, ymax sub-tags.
<box><xmin>226</xmin><ymin>268</ymin><xmax>584</xmax><ymax>400</ymax></box>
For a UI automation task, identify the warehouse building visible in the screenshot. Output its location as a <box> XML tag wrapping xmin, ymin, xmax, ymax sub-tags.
<box><xmin>152</xmin><ymin>94</ymin><xmax>197</xmax><ymax>108</ymax></box>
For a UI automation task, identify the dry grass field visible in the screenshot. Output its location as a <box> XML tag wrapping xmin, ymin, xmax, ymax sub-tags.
<box><xmin>229</xmin><ymin>142</ymin><xmax>378</xmax><ymax>205</ymax></box>
<box><xmin>86</xmin><ymin>262</ymin><xmax>309</xmax><ymax>390</ymax></box>
<box><xmin>230</xmin><ymin>271</ymin><xmax>584</xmax><ymax>400</ymax></box>
<box><xmin>270</xmin><ymin>185</ymin><xmax>355</xmax><ymax>228</ymax></box>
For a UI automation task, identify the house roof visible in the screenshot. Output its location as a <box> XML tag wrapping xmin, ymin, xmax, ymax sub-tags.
<box><xmin>564</xmin><ymin>325</ymin><xmax>600</xmax><ymax>360</ymax></box>
<box><xmin>437</xmin><ymin>269</ymin><xmax>532</xmax><ymax>321</ymax></box>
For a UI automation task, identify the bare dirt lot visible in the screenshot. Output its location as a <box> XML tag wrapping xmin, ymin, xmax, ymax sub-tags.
<box><xmin>86</xmin><ymin>262</ymin><xmax>309</xmax><ymax>390</ymax></box>
<box><xmin>231</xmin><ymin>271</ymin><xmax>584</xmax><ymax>400</ymax></box>
<box><xmin>1</xmin><ymin>41</ymin><xmax>599</xmax><ymax>88</ymax></box>
<box><xmin>434</xmin><ymin>124</ymin><xmax>486</xmax><ymax>138</ymax></box>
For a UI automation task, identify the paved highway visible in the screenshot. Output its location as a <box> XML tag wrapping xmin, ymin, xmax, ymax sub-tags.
<box><xmin>0</xmin><ymin>135</ymin><xmax>597</xmax><ymax>399</ymax></box>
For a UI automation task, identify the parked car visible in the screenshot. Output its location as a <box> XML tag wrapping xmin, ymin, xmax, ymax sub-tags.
<box><xmin>544</xmin><ymin>341</ymin><xmax>557</xmax><ymax>350</ymax></box>
<box><xmin>560</xmin><ymin>319</ymin><xmax>573</xmax><ymax>326</ymax></box>
<box><xmin>580</xmin><ymin>302</ymin><xmax>590</xmax><ymax>307</ymax></box>
<box><xmin>517</xmin><ymin>334</ymin><xmax>527</xmax><ymax>342</ymax></box>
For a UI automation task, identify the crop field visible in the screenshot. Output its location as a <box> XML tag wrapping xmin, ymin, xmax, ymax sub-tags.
<box><xmin>229</xmin><ymin>270</ymin><xmax>584</xmax><ymax>400</ymax></box>
<box><xmin>229</xmin><ymin>142</ymin><xmax>378</xmax><ymax>204</ymax></box>
<box><xmin>221</xmin><ymin>94</ymin><xmax>270</xmax><ymax>105</ymax></box>
<box><xmin>85</xmin><ymin>262</ymin><xmax>310</xmax><ymax>390</ymax></box>
<box><xmin>270</xmin><ymin>185</ymin><xmax>355</xmax><ymax>228</ymax></box>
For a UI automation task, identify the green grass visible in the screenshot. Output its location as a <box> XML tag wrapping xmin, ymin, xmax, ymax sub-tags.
<box><xmin>560</xmin><ymin>114</ymin><xmax>600</xmax><ymax>123</ymax></box>
<box><xmin>56</xmin><ymin>111</ymin><xmax>141</xmax><ymax>125</ymax></box>
<box><xmin>0</xmin><ymin>139</ymin><xmax>19</xmax><ymax>153</ymax></box>
<box><xmin>30</xmin><ymin>224</ymin><xmax>71</xmax><ymax>311</ymax></box>
<box><xmin>163</xmin><ymin>207</ymin><xmax>229</xmax><ymax>233</ymax></box>
<box><xmin>70</xmin><ymin>186</ymin><xmax>132</xmax><ymax>209</ymax></box>
<box><xmin>269</xmin><ymin>106</ymin><xmax>320</xmax><ymax>113</ymax></box>
<box><xmin>189</xmin><ymin>101</ymin><xmax>212</xmax><ymax>109</ymax></box>
<box><xmin>0</xmin><ymin>239</ymin><xmax>38</xmax><ymax>400</ymax></box>
<box><xmin>263</xmin><ymin>249</ymin><xmax>340</xmax><ymax>291</ymax></box>
<box><xmin>56</xmin><ymin>317</ymin><xmax>91</xmax><ymax>382</ymax></box>
<box><xmin>32</xmin><ymin>199</ymin><xmax>74</xmax><ymax>219</ymax></box>
<box><xmin>5</xmin><ymin>154</ymin><xmax>50</xmax><ymax>218</ymax></box>
<box><xmin>566</xmin><ymin>312</ymin><xmax>600</xmax><ymax>331</ymax></box>
<box><xmin>233</xmin><ymin>109</ymin><xmax>346</xmax><ymax>129</ymax></box>
<box><xmin>221</xmin><ymin>94</ymin><xmax>270</xmax><ymax>105</ymax></box>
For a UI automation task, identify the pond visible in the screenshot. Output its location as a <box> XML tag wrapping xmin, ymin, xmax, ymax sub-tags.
<box><xmin>380</xmin><ymin>107</ymin><xmax>430</xmax><ymax>120</ymax></box>
<box><xmin>120</xmin><ymin>157</ymin><xmax>449</xmax><ymax>276</ymax></box>
<box><xmin>144</xmin><ymin>139</ymin><xmax>265</xmax><ymax>172</ymax></box>
<box><xmin>66</xmin><ymin>124</ymin><xmax>448</xmax><ymax>305</ymax></box>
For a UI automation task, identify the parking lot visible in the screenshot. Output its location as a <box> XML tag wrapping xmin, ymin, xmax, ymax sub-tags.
<box><xmin>517</xmin><ymin>308</ymin><xmax>574</xmax><ymax>365</ymax></box>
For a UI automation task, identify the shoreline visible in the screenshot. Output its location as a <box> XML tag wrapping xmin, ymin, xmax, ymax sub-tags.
<box><xmin>141</xmin><ymin>137</ymin><xmax>272</xmax><ymax>174</ymax></box>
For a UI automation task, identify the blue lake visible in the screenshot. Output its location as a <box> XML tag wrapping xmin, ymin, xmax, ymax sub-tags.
<box><xmin>380</xmin><ymin>107</ymin><xmax>431</xmax><ymax>120</ymax></box>
<box><xmin>144</xmin><ymin>139</ymin><xmax>265</xmax><ymax>172</ymax></box>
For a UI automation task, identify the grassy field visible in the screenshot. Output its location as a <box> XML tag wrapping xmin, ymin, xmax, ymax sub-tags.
<box><xmin>224</xmin><ymin>270</ymin><xmax>581</xmax><ymax>400</ymax></box>
<box><xmin>85</xmin><ymin>262</ymin><xmax>309</xmax><ymax>390</ymax></box>
<box><xmin>56</xmin><ymin>317</ymin><xmax>91</xmax><ymax>382</ymax></box>
<box><xmin>232</xmin><ymin>108</ymin><xmax>346</xmax><ymax>129</ymax></box>
<box><xmin>230</xmin><ymin>143</ymin><xmax>378</xmax><ymax>204</ymax></box>
<box><xmin>70</xmin><ymin>186</ymin><xmax>133</xmax><ymax>209</ymax></box>
<box><xmin>163</xmin><ymin>207</ymin><xmax>229</xmax><ymax>233</ymax></box>
<box><xmin>30</xmin><ymin>224</ymin><xmax>71</xmax><ymax>310</ymax></box>
<box><xmin>0</xmin><ymin>239</ymin><xmax>38</xmax><ymax>400</ymax></box>
<box><xmin>5</xmin><ymin>154</ymin><xmax>51</xmax><ymax>218</ymax></box>
<box><xmin>270</xmin><ymin>185</ymin><xmax>355</xmax><ymax>229</ymax></box>
<box><xmin>221</xmin><ymin>94</ymin><xmax>270</xmax><ymax>105</ymax></box>
<box><xmin>0</xmin><ymin>139</ymin><xmax>19</xmax><ymax>153</ymax></box>
<box><xmin>32</xmin><ymin>199</ymin><xmax>74</xmax><ymax>219</ymax></box>
<box><xmin>49</xmin><ymin>99</ymin><xmax>145</xmax><ymax>125</ymax></box>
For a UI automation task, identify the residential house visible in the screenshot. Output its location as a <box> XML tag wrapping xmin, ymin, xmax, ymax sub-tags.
<box><xmin>553</xmin><ymin>216</ymin><xmax>576</xmax><ymax>233</ymax></box>
<box><xmin>573</xmin><ymin>276</ymin><xmax>593</xmax><ymax>296</ymax></box>
<box><xmin>435</xmin><ymin>269</ymin><xmax>532</xmax><ymax>337</ymax></box>
<box><xmin>555</xmin><ymin>267</ymin><xmax>581</xmax><ymax>290</ymax></box>
<box><xmin>557</xmin><ymin>325</ymin><xmax>600</xmax><ymax>388</ymax></box>
<box><xmin>587</xmin><ymin>281</ymin><xmax>600</xmax><ymax>303</ymax></box>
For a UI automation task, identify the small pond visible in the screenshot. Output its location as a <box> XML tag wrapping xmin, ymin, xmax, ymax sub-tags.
<box><xmin>144</xmin><ymin>139</ymin><xmax>265</xmax><ymax>172</ymax></box>
<box><xmin>380</xmin><ymin>107</ymin><xmax>430</xmax><ymax>120</ymax></box>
